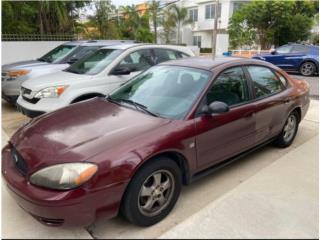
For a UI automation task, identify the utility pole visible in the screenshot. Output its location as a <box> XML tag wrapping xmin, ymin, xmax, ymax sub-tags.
<box><xmin>212</xmin><ymin>0</ymin><xmax>219</xmax><ymax>58</ymax></box>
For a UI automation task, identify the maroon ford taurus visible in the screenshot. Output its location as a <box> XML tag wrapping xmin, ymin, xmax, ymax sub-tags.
<box><xmin>2</xmin><ymin>57</ymin><xmax>310</xmax><ymax>227</ymax></box>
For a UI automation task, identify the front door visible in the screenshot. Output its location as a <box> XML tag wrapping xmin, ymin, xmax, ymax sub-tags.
<box><xmin>195</xmin><ymin>67</ymin><xmax>256</xmax><ymax>170</ymax></box>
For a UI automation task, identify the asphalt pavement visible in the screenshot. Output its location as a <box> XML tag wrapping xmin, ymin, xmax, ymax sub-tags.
<box><xmin>289</xmin><ymin>73</ymin><xmax>319</xmax><ymax>99</ymax></box>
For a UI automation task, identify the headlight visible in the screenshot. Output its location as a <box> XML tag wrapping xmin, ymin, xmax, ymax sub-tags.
<box><xmin>8</xmin><ymin>69</ymin><xmax>31</xmax><ymax>78</ymax></box>
<box><xmin>34</xmin><ymin>85</ymin><xmax>68</xmax><ymax>98</ymax></box>
<box><xmin>30</xmin><ymin>163</ymin><xmax>98</xmax><ymax>190</ymax></box>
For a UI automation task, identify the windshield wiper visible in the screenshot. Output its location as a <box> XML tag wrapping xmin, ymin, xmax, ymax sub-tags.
<box><xmin>108</xmin><ymin>96</ymin><xmax>159</xmax><ymax>117</ymax></box>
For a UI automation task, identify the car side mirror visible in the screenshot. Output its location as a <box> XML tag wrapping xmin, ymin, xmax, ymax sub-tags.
<box><xmin>111</xmin><ymin>66</ymin><xmax>132</xmax><ymax>75</ymax></box>
<box><xmin>67</xmin><ymin>58</ymin><xmax>78</xmax><ymax>65</ymax></box>
<box><xmin>202</xmin><ymin>101</ymin><xmax>229</xmax><ymax>115</ymax></box>
<box><xmin>270</xmin><ymin>49</ymin><xmax>277</xmax><ymax>55</ymax></box>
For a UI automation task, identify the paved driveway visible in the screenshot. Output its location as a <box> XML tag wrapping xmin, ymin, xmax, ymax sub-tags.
<box><xmin>289</xmin><ymin>73</ymin><xmax>319</xmax><ymax>99</ymax></box>
<box><xmin>1</xmin><ymin>99</ymin><xmax>319</xmax><ymax>239</ymax></box>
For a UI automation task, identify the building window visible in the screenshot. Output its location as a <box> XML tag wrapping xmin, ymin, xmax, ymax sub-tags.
<box><xmin>189</xmin><ymin>8</ymin><xmax>198</xmax><ymax>22</ymax></box>
<box><xmin>205</xmin><ymin>3</ymin><xmax>221</xmax><ymax>19</ymax></box>
<box><xmin>193</xmin><ymin>36</ymin><xmax>201</xmax><ymax>48</ymax></box>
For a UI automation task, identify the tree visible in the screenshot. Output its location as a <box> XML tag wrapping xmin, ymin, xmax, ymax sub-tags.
<box><xmin>119</xmin><ymin>5</ymin><xmax>154</xmax><ymax>42</ymax></box>
<box><xmin>86</xmin><ymin>1</ymin><xmax>120</xmax><ymax>39</ymax></box>
<box><xmin>159</xmin><ymin>9</ymin><xmax>176</xmax><ymax>44</ymax></box>
<box><xmin>2</xmin><ymin>1</ymin><xmax>89</xmax><ymax>34</ymax></box>
<box><xmin>169</xmin><ymin>4</ymin><xmax>191</xmax><ymax>44</ymax></box>
<box><xmin>149</xmin><ymin>0</ymin><xmax>160</xmax><ymax>43</ymax></box>
<box><xmin>228</xmin><ymin>0</ymin><xmax>318</xmax><ymax>49</ymax></box>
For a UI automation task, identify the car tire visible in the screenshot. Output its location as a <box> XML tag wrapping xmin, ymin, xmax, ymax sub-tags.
<box><xmin>299</xmin><ymin>62</ymin><xmax>316</xmax><ymax>76</ymax></box>
<box><xmin>120</xmin><ymin>157</ymin><xmax>182</xmax><ymax>226</ymax></box>
<box><xmin>274</xmin><ymin>111</ymin><xmax>299</xmax><ymax>148</ymax></box>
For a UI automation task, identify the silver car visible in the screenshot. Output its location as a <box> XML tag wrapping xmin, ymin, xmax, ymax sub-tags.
<box><xmin>17</xmin><ymin>44</ymin><xmax>195</xmax><ymax>118</ymax></box>
<box><xmin>2</xmin><ymin>40</ymin><xmax>135</xmax><ymax>104</ymax></box>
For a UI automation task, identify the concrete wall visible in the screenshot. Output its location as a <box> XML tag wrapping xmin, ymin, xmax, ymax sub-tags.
<box><xmin>2</xmin><ymin>41</ymin><xmax>67</xmax><ymax>65</ymax></box>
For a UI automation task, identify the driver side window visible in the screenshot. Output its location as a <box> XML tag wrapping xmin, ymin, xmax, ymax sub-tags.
<box><xmin>117</xmin><ymin>49</ymin><xmax>154</xmax><ymax>72</ymax></box>
<box><xmin>205</xmin><ymin>67</ymin><xmax>249</xmax><ymax>106</ymax></box>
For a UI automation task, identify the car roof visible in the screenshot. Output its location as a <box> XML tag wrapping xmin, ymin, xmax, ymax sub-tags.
<box><xmin>63</xmin><ymin>40</ymin><xmax>136</xmax><ymax>47</ymax></box>
<box><xmin>158</xmin><ymin>56</ymin><xmax>263</xmax><ymax>71</ymax></box>
<box><xmin>100</xmin><ymin>43</ymin><xmax>191</xmax><ymax>50</ymax></box>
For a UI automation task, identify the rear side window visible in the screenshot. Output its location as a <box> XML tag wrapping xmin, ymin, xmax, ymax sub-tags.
<box><xmin>153</xmin><ymin>49</ymin><xmax>178</xmax><ymax>64</ymax></box>
<box><xmin>247</xmin><ymin>66</ymin><xmax>283</xmax><ymax>99</ymax></box>
<box><xmin>291</xmin><ymin>45</ymin><xmax>309</xmax><ymax>53</ymax></box>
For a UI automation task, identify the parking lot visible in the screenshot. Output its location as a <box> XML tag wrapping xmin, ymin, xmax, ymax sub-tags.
<box><xmin>291</xmin><ymin>73</ymin><xmax>319</xmax><ymax>98</ymax></box>
<box><xmin>2</xmin><ymin>72</ymin><xmax>319</xmax><ymax>238</ymax></box>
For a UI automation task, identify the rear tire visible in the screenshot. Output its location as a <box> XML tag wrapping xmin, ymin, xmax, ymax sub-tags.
<box><xmin>274</xmin><ymin>111</ymin><xmax>299</xmax><ymax>148</ymax></box>
<box><xmin>120</xmin><ymin>157</ymin><xmax>182</xmax><ymax>226</ymax></box>
<box><xmin>299</xmin><ymin>62</ymin><xmax>316</xmax><ymax>76</ymax></box>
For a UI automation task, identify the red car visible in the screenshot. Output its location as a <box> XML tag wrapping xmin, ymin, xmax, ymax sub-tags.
<box><xmin>2</xmin><ymin>57</ymin><xmax>310</xmax><ymax>227</ymax></box>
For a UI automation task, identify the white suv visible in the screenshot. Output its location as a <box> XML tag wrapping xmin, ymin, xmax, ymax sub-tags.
<box><xmin>16</xmin><ymin>44</ymin><xmax>194</xmax><ymax>117</ymax></box>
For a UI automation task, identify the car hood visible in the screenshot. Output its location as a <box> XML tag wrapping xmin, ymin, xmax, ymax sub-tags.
<box><xmin>2</xmin><ymin>60</ymin><xmax>50</xmax><ymax>72</ymax></box>
<box><xmin>10</xmin><ymin>98</ymin><xmax>171</xmax><ymax>172</ymax></box>
<box><xmin>21</xmin><ymin>70</ymin><xmax>90</xmax><ymax>91</ymax></box>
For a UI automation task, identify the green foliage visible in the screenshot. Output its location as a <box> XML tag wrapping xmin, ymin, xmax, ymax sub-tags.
<box><xmin>117</xmin><ymin>5</ymin><xmax>154</xmax><ymax>42</ymax></box>
<box><xmin>149</xmin><ymin>0</ymin><xmax>160</xmax><ymax>43</ymax></box>
<box><xmin>159</xmin><ymin>8</ymin><xmax>176</xmax><ymax>44</ymax></box>
<box><xmin>2</xmin><ymin>1</ymin><xmax>89</xmax><ymax>34</ymax></box>
<box><xmin>169</xmin><ymin>4</ymin><xmax>192</xmax><ymax>44</ymax></box>
<box><xmin>228</xmin><ymin>0</ymin><xmax>318</xmax><ymax>49</ymax></box>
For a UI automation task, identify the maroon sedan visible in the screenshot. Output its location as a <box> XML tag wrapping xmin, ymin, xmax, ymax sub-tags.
<box><xmin>2</xmin><ymin>57</ymin><xmax>310</xmax><ymax>227</ymax></box>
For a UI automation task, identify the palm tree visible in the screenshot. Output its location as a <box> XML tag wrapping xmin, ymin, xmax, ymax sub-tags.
<box><xmin>169</xmin><ymin>4</ymin><xmax>191</xmax><ymax>44</ymax></box>
<box><xmin>160</xmin><ymin>8</ymin><xmax>176</xmax><ymax>43</ymax></box>
<box><xmin>149</xmin><ymin>0</ymin><xmax>160</xmax><ymax>43</ymax></box>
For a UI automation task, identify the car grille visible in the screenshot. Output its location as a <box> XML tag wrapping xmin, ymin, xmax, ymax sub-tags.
<box><xmin>11</xmin><ymin>147</ymin><xmax>28</xmax><ymax>176</ymax></box>
<box><xmin>22</xmin><ymin>96</ymin><xmax>40</xmax><ymax>104</ymax></box>
<box><xmin>21</xmin><ymin>87</ymin><xmax>32</xmax><ymax>95</ymax></box>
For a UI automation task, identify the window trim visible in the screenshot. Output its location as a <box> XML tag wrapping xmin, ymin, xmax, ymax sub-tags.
<box><xmin>243</xmin><ymin>64</ymin><xmax>287</xmax><ymax>101</ymax></box>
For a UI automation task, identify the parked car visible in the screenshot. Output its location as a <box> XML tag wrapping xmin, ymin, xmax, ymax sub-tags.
<box><xmin>2</xmin><ymin>40</ymin><xmax>135</xmax><ymax>104</ymax></box>
<box><xmin>16</xmin><ymin>44</ymin><xmax>194</xmax><ymax>118</ymax></box>
<box><xmin>2</xmin><ymin>57</ymin><xmax>310</xmax><ymax>227</ymax></box>
<box><xmin>252</xmin><ymin>43</ymin><xmax>319</xmax><ymax>76</ymax></box>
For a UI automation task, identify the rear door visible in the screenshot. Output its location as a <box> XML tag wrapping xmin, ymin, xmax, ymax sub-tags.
<box><xmin>195</xmin><ymin>66</ymin><xmax>256</xmax><ymax>170</ymax></box>
<box><xmin>245</xmin><ymin>65</ymin><xmax>289</xmax><ymax>144</ymax></box>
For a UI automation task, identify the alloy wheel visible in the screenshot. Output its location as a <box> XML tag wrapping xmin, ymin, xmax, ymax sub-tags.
<box><xmin>300</xmin><ymin>62</ymin><xmax>315</xmax><ymax>76</ymax></box>
<box><xmin>283</xmin><ymin>114</ymin><xmax>297</xmax><ymax>142</ymax></box>
<box><xmin>138</xmin><ymin>170</ymin><xmax>175</xmax><ymax>217</ymax></box>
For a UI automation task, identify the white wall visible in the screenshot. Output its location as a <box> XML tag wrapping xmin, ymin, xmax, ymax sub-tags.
<box><xmin>2</xmin><ymin>41</ymin><xmax>67</xmax><ymax>65</ymax></box>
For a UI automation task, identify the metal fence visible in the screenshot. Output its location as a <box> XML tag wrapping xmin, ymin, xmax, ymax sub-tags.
<box><xmin>2</xmin><ymin>33</ymin><xmax>79</xmax><ymax>41</ymax></box>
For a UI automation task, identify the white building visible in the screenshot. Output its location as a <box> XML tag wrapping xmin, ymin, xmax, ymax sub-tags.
<box><xmin>158</xmin><ymin>0</ymin><xmax>247</xmax><ymax>55</ymax></box>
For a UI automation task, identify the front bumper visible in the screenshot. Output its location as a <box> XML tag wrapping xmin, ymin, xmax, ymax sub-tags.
<box><xmin>2</xmin><ymin>144</ymin><xmax>127</xmax><ymax>227</ymax></box>
<box><xmin>2</xmin><ymin>92</ymin><xmax>18</xmax><ymax>105</ymax></box>
<box><xmin>16</xmin><ymin>102</ymin><xmax>45</xmax><ymax>118</ymax></box>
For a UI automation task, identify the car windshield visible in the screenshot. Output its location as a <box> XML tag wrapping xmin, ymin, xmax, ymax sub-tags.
<box><xmin>38</xmin><ymin>45</ymin><xmax>77</xmax><ymax>63</ymax></box>
<box><xmin>109</xmin><ymin>65</ymin><xmax>212</xmax><ymax>119</ymax></box>
<box><xmin>65</xmin><ymin>48</ymin><xmax>123</xmax><ymax>75</ymax></box>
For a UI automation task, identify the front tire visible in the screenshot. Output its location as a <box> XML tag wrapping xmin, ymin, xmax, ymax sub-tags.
<box><xmin>299</xmin><ymin>62</ymin><xmax>316</xmax><ymax>76</ymax></box>
<box><xmin>274</xmin><ymin>111</ymin><xmax>299</xmax><ymax>148</ymax></box>
<box><xmin>120</xmin><ymin>157</ymin><xmax>182</xmax><ymax>226</ymax></box>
